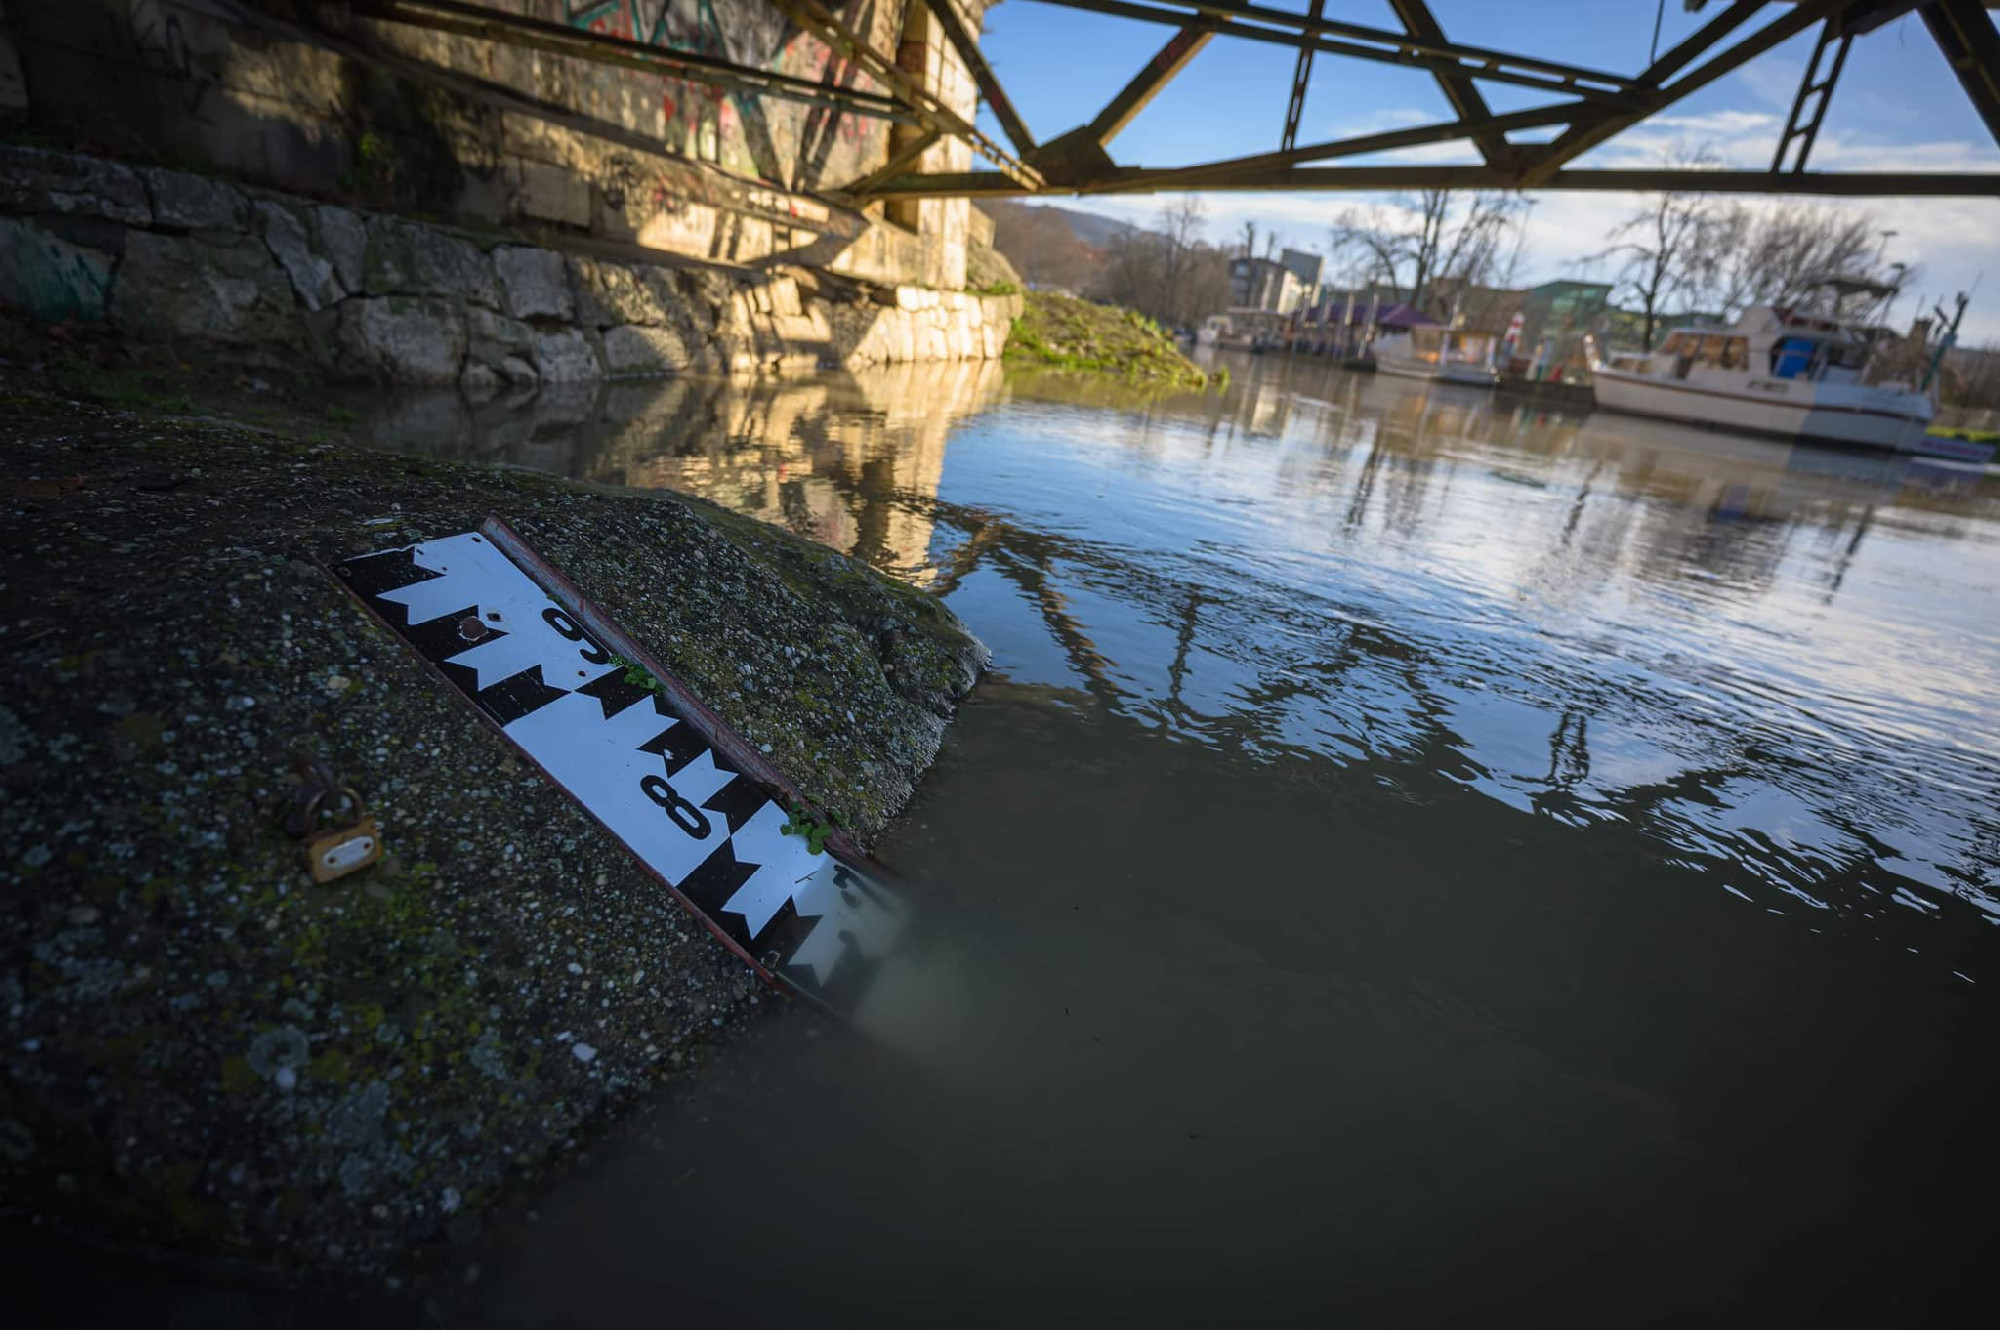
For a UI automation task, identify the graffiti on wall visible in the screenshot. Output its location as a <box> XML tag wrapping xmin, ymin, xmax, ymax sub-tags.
<box><xmin>126</xmin><ymin>0</ymin><xmax>222</xmax><ymax>119</ymax></box>
<box><xmin>555</xmin><ymin>0</ymin><xmax>887</xmax><ymax>191</ymax></box>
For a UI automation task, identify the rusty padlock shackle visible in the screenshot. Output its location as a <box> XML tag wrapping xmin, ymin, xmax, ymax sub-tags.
<box><xmin>296</xmin><ymin>785</ymin><xmax>367</xmax><ymax>835</ymax></box>
<box><xmin>285</xmin><ymin>755</ymin><xmax>385</xmax><ymax>884</ymax></box>
<box><xmin>284</xmin><ymin>755</ymin><xmax>364</xmax><ymax>840</ymax></box>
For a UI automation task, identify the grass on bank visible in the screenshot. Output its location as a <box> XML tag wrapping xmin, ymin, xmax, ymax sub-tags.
<box><xmin>1004</xmin><ymin>290</ymin><xmax>1210</xmax><ymax>388</ymax></box>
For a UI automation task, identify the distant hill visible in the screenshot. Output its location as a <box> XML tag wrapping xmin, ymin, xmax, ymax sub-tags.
<box><xmin>979</xmin><ymin>201</ymin><xmax>1114</xmax><ymax>293</ymax></box>
<box><xmin>981</xmin><ymin>201</ymin><xmax>1137</xmax><ymax>250</ymax></box>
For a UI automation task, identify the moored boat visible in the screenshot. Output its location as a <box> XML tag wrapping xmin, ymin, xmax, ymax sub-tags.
<box><xmin>1589</xmin><ymin>306</ymin><xmax>1934</xmax><ymax>451</ymax></box>
<box><xmin>1371</xmin><ymin>326</ymin><xmax>1501</xmax><ymax>387</ymax></box>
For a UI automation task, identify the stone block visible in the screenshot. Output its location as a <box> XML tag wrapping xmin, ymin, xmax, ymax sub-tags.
<box><xmin>494</xmin><ymin>246</ymin><xmax>573</xmax><ymax>322</ymax></box>
<box><xmin>256</xmin><ymin>201</ymin><xmax>343</xmax><ymax>312</ymax></box>
<box><xmin>0</xmin><ymin>216</ymin><xmax>114</xmax><ymax>322</ymax></box>
<box><xmin>461</xmin><ymin>361</ymin><xmax>503</xmax><ymax>397</ymax></box>
<box><xmin>567</xmin><ymin>255</ymin><xmax>664</xmax><ymax>328</ymax></box>
<box><xmin>517</xmin><ymin>160</ymin><xmax>590</xmax><ymax>228</ymax></box>
<box><xmin>363</xmin><ymin>217</ymin><xmax>498</xmax><ymax>309</ymax></box>
<box><xmin>313</xmin><ymin>206</ymin><xmax>368</xmax><ymax>293</ymax></box>
<box><xmin>677</xmin><ymin>266</ymin><xmax>732</xmax><ymax>320</ymax></box>
<box><xmin>112</xmin><ymin>230</ymin><xmax>298</xmax><ymax>347</ymax></box>
<box><xmin>0</xmin><ymin>145</ymin><xmax>150</xmax><ymax>226</ymax></box>
<box><xmin>640</xmin><ymin>266</ymin><xmax>708</xmax><ymax>332</ymax></box>
<box><xmin>337</xmin><ymin>296</ymin><xmax>466</xmax><ymax>384</ymax></box>
<box><xmin>465</xmin><ymin>307</ymin><xmax>539</xmax><ymax>384</ymax></box>
<box><xmin>0</xmin><ymin>18</ymin><xmax>26</xmax><ymax>118</ymax></box>
<box><xmin>142</xmin><ymin>167</ymin><xmax>248</xmax><ymax>232</ymax></box>
<box><xmin>769</xmin><ymin>276</ymin><xmax>803</xmax><ymax>318</ymax></box>
<box><xmin>530</xmin><ymin>327</ymin><xmax>600</xmax><ymax>381</ymax></box>
<box><xmin>601</xmin><ymin>324</ymin><xmax>692</xmax><ymax>377</ymax></box>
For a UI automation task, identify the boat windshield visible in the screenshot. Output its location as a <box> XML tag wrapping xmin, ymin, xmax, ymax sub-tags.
<box><xmin>1659</xmin><ymin>330</ymin><xmax>1748</xmax><ymax>370</ymax></box>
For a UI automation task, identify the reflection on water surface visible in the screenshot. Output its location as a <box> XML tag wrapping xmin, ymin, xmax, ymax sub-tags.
<box><xmin>362</xmin><ymin>353</ymin><xmax>2000</xmax><ymax>967</ymax></box>
<box><xmin>342</xmin><ymin>351</ymin><xmax>1999</xmax><ymax>1324</ymax></box>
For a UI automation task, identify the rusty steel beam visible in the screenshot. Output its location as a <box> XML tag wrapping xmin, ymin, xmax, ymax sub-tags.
<box><xmin>1279</xmin><ymin>0</ymin><xmax>1322</xmax><ymax>154</ymax></box>
<box><xmin>831</xmin><ymin>127</ymin><xmax>943</xmax><ymax>198</ymax></box>
<box><xmin>919</xmin><ymin>0</ymin><xmax>1038</xmax><ymax>154</ymax></box>
<box><xmin>1015</xmin><ymin>0</ymin><xmax>1638</xmax><ymax>103</ymax></box>
<box><xmin>861</xmin><ymin>166</ymin><xmax>2000</xmax><ymax>199</ymax></box>
<box><xmin>345</xmin><ymin>0</ymin><xmax>922</xmax><ymax>124</ymax></box>
<box><xmin>1643</xmin><ymin>0</ymin><xmax>1768</xmax><ymax>85</ymax></box>
<box><xmin>1923</xmin><ymin>0</ymin><xmax>2000</xmax><ymax>150</ymax></box>
<box><xmin>760</xmin><ymin>0</ymin><xmax>1043</xmax><ymax>186</ymax></box>
<box><xmin>1043</xmin><ymin>0</ymin><xmax>1638</xmax><ymax>90</ymax></box>
<box><xmin>1516</xmin><ymin>0</ymin><xmax>1841</xmax><ymax>187</ymax></box>
<box><xmin>1771</xmin><ymin>21</ymin><xmax>1853</xmax><ymax>172</ymax></box>
<box><xmin>1384</xmin><ymin>0</ymin><xmax>1512</xmax><ymax>170</ymax></box>
<box><xmin>1116</xmin><ymin>102</ymin><xmax>1584</xmax><ymax>192</ymax></box>
<box><xmin>1011</xmin><ymin>22</ymin><xmax>1214</xmax><ymax>189</ymax></box>
<box><xmin>1086</xmin><ymin>21</ymin><xmax>1214</xmax><ymax>144</ymax></box>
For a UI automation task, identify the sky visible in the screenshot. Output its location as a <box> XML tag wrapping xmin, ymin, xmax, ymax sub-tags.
<box><xmin>970</xmin><ymin>0</ymin><xmax>2000</xmax><ymax>340</ymax></box>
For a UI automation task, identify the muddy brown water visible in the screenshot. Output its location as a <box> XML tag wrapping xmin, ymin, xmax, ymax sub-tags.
<box><xmin>21</xmin><ymin>354</ymin><xmax>2000</xmax><ymax>1325</ymax></box>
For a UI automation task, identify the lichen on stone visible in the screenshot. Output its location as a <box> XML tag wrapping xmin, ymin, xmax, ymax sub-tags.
<box><xmin>0</xmin><ymin>388</ymin><xmax>984</xmax><ymax>1276</ymax></box>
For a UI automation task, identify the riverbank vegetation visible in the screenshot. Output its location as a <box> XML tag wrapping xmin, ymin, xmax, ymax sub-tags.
<box><xmin>1004</xmin><ymin>290</ymin><xmax>1210</xmax><ymax>387</ymax></box>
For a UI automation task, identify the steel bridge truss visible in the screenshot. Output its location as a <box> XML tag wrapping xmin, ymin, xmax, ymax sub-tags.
<box><xmin>337</xmin><ymin>0</ymin><xmax>2000</xmax><ymax>200</ymax></box>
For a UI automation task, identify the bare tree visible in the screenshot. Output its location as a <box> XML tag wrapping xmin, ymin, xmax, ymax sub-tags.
<box><xmin>1158</xmin><ymin>195</ymin><xmax>1208</xmax><ymax>328</ymax></box>
<box><xmin>1094</xmin><ymin>216</ymin><xmax>1233</xmax><ymax>329</ymax></box>
<box><xmin>1240</xmin><ymin>219</ymin><xmax>1258</xmax><ymax>259</ymax></box>
<box><xmin>984</xmin><ymin>201</ymin><xmax>1098</xmax><ymax>293</ymax></box>
<box><xmin>1590</xmin><ymin>149</ymin><xmax>1725</xmax><ymax>350</ymax></box>
<box><xmin>1329</xmin><ymin>190</ymin><xmax>1528</xmax><ymax>317</ymax></box>
<box><xmin>1703</xmin><ymin>202</ymin><xmax>1895</xmax><ymax>320</ymax></box>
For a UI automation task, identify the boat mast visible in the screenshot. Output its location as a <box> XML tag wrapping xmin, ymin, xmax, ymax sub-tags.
<box><xmin>1920</xmin><ymin>291</ymin><xmax>1970</xmax><ymax>395</ymax></box>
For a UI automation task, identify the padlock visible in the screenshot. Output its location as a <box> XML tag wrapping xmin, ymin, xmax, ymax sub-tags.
<box><xmin>300</xmin><ymin>786</ymin><xmax>384</xmax><ymax>884</ymax></box>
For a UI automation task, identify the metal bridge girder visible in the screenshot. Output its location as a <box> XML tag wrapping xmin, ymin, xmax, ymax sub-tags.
<box><xmin>309</xmin><ymin>0</ymin><xmax>2000</xmax><ymax>204</ymax></box>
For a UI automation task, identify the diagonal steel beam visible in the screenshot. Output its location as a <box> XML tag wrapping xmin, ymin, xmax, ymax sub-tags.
<box><xmin>919</xmin><ymin>0</ymin><xmax>1038</xmax><ymax>155</ymax></box>
<box><xmin>1015</xmin><ymin>22</ymin><xmax>1213</xmax><ymax>187</ymax></box>
<box><xmin>1771</xmin><ymin>20</ymin><xmax>1852</xmax><ymax>172</ymax></box>
<box><xmin>1065</xmin><ymin>0</ymin><xmax>1638</xmax><ymax>89</ymax></box>
<box><xmin>1015</xmin><ymin>0</ymin><xmax>1638</xmax><ymax>102</ymax></box>
<box><xmin>347</xmin><ymin>0</ymin><xmax>922</xmax><ymax>124</ymax></box>
<box><xmin>1923</xmin><ymin>0</ymin><xmax>2000</xmax><ymax>150</ymax></box>
<box><xmin>1118</xmin><ymin>102</ymin><xmax>1584</xmax><ymax>191</ymax></box>
<box><xmin>1642</xmin><ymin>0</ymin><xmax>1768</xmax><ymax>85</ymax></box>
<box><xmin>861</xmin><ymin>166</ymin><xmax>2000</xmax><ymax>199</ymax></box>
<box><xmin>760</xmin><ymin>0</ymin><xmax>1043</xmax><ymax>186</ymax></box>
<box><xmin>1515</xmin><ymin>0</ymin><xmax>1837</xmax><ymax>187</ymax></box>
<box><xmin>1385</xmin><ymin>0</ymin><xmax>1512</xmax><ymax>170</ymax></box>
<box><xmin>832</xmin><ymin>127</ymin><xmax>943</xmax><ymax>197</ymax></box>
<box><xmin>1280</xmin><ymin>0</ymin><xmax>1323</xmax><ymax>154</ymax></box>
<box><xmin>1086</xmin><ymin>21</ymin><xmax>1214</xmax><ymax>144</ymax></box>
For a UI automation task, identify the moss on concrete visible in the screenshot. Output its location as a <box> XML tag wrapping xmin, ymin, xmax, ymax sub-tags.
<box><xmin>1004</xmin><ymin>290</ymin><xmax>1209</xmax><ymax>387</ymax></box>
<box><xmin>0</xmin><ymin>387</ymin><xmax>985</xmax><ymax>1276</ymax></box>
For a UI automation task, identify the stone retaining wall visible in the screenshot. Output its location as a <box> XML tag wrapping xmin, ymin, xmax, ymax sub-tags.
<box><xmin>0</xmin><ymin>145</ymin><xmax>1021</xmax><ymax>387</ymax></box>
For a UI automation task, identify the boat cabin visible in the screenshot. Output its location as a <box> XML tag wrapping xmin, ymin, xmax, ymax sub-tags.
<box><xmin>1651</xmin><ymin>308</ymin><xmax>1876</xmax><ymax>385</ymax></box>
<box><xmin>1400</xmin><ymin>326</ymin><xmax>1499</xmax><ymax>368</ymax></box>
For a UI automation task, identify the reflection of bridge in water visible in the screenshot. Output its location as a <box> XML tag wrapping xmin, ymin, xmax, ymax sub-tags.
<box><xmin>355</xmin><ymin>358</ymin><xmax>1006</xmax><ymax>583</ymax></box>
<box><xmin>352</xmin><ymin>352</ymin><xmax>2000</xmax><ymax>944</ymax></box>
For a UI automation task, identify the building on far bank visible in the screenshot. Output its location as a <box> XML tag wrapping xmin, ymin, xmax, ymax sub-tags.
<box><xmin>1279</xmin><ymin>249</ymin><xmax>1325</xmax><ymax>304</ymax></box>
<box><xmin>1229</xmin><ymin>256</ymin><xmax>1307</xmax><ymax>315</ymax></box>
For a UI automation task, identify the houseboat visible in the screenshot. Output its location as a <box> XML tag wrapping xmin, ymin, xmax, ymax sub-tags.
<box><xmin>1370</xmin><ymin>326</ymin><xmax>1501</xmax><ymax>386</ymax></box>
<box><xmin>1589</xmin><ymin>306</ymin><xmax>1934</xmax><ymax>451</ymax></box>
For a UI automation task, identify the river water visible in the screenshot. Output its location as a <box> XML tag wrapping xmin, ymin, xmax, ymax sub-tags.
<box><xmin>51</xmin><ymin>356</ymin><xmax>1997</xmax><ymax>1324</ymax></box>
<box><xmin>339</xmin><ymin>353</ymin><xmax>1999</xmax><ymax>1326</ymax></box>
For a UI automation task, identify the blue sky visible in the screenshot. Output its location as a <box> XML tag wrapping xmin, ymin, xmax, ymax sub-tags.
<box><xmin>972</xmin><ymin>1</ymin><xmax>2000</xmax><ymax>339</ymax></box>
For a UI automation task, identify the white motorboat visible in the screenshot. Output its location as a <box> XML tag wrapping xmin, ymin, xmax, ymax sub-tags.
<box><xmin>1371</xmin><ymin>326</ymin><xmax>1500</xmax><ymax>386</ymax></box>
<box><xmin>1589</xmin><ymin>306</ymin><xmax>1934</xmax><ymax>451</ymax></box>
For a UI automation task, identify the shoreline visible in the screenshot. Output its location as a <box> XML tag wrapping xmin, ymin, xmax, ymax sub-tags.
<box><xmin>0</xmin><ymin>386</ymin><xmax>984</xmax><ymax>1277</ymax></box>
